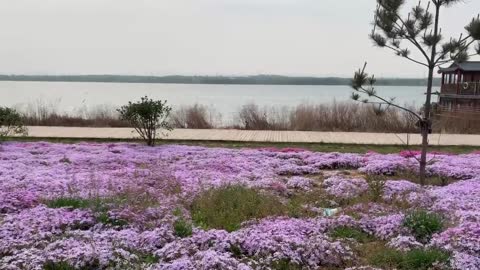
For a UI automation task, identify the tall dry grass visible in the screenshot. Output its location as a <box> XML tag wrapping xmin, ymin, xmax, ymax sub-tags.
<box><xmin>170</xmin><ymin>104</ymin><xmax>221</xmax><ymax>129</ymax></box>
<box><xmin>235</xmin><ymin>102</ymin><xmax>418</xmax><ymax>133</ymax></box>
<box><xmin>20</xmin><ymin>100</ymin><xmax>129</xmax><ymax>127</ymax></box>
<box><xmin>433</xmin><ymin>112</ymin><xmax>480</xmax><ymax>134</ymax></box>
<box><xmin>13</xmin><ymin>100</ymin><xmax>480</xmax><ymax>134</ymax></box>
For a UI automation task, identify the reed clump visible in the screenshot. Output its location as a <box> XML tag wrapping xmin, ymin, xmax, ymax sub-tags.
<box><xmin>16</xmin><ymin>100</ymin><xmax>480</xmax><ymax>134</ymax></box>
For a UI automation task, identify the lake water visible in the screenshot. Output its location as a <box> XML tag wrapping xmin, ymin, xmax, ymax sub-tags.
<box><xmin>0</xmin><ymin>81</ymin><xmax>437</xmax><ymax>122</ymax></box>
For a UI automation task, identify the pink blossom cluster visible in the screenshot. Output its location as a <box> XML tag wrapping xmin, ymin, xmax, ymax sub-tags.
<box><xmin>323</xmin><ymin>176</ymin><xmax>369</xmax><ymax>199</ymax></box>
<box><xmin>382</xmin><ymin>180</ymin><xmax>432</xmax><ymax>207</ymax></box>
<box><xmin>387</xmin><ymin>235</ymin><xmax>424</xmax><ymax>251</ymax></box>
<box><xmin>0</xmin><ymin>142</ymin><xmax>479</xmax><ymax>269</ymax></box>
<box><xmin>428</xmin><ymin>178</ymin><xmax>480</xmax><ymax>223</ymax></box>
<box><xmin>286</xmin><ymin>176</ymin><xmax>315</xmax><ymax>191</ymax></box>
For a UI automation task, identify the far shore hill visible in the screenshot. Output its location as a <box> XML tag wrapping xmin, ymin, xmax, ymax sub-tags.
<box><xmin>0</xmin><ymin>74</ymin><xmax>441</xmax><ymax>87</ymax></box>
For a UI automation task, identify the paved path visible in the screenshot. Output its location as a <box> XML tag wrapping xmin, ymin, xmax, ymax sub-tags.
<box><xmin>19</xmin><ymin>126</ymin><xmax>480</xmax><ymax>146</ymax></box>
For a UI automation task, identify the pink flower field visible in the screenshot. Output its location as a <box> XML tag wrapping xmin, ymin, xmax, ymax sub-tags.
<box><xmin>0</xmin><ymin>142</ymin><xmax>479</xmax><ymax>270</ymax></box>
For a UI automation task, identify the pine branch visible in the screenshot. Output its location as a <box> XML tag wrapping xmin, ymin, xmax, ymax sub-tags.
<box><xmin>434</xmin><ymin>35</ymin><xmax>472</xmax><ymax>64</ymax></box>
<box><xmin>384</xmin><ymin>45</ymin><xmax>430</xmax><ymax>67</ymax></box>
<box><xmin>355</xmin><ymin>86</ymin><xmax>423</xmax><ymax>121</ymax></box>
<box><xmin>376</xmin><ymin>1</ymin><xmax>433</xmax><ymax>64</ymax></box>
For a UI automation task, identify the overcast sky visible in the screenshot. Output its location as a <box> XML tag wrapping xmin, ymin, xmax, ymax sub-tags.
<box><xmin>0</xmin><ymin>0</ymin><xmax>479</xmax><ymax>77</ymax></box>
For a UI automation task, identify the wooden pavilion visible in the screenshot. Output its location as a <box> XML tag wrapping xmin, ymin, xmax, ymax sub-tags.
<box><xmin>437</xmin><ymin>61</ymin><xmax>480</xmax><ymax>113</ymax></box>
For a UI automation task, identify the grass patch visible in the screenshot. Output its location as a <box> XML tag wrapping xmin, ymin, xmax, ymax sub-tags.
<box><xmin>330</xmin><ymin>227</ymin><xmax>373</xmax><ymax>243</ymax></box>
<box><xmin>43</xmin><ymin>260</ymin><xmax>100</xmax><ymax>270</ymax></box>
<box><xmin>286</xmin><ymin>189</ymin><xmax>334</xmax><ymax>218</ymax></box>
<box><xmin>270</xmin><ymin>260</ymin><xmax>302</xmax><ymax>270</ymax></box>
<box><xmin>45</xmin><ymin>196</ymin><xmax>128</xmax><ymax>227</ymax></box>
<box><xmin>366</xmin><ymin>175</ymin><xmax>386</xmax><ymax>203</ymax></box>
<box><xmin>389</xmin><ymin>170</ymin><xmax>455</xmax><ymax>186</ymax></box>
<box><xmin>46</xmin><ymin>197</ymin><xmax>91</xmax><ymax>209</ymax></box>
<box><xmin>369</xmin><ymin>247</ymin><xmax>404</xmax><ymax>269</ymax></box>
<box><xmin>369</xmin><ymin>248</ymin><xmax>450</xmax><ymax>270</ymax></box>
<box><xmin>137</xmin><ymin>253</ymin><xmax>159</xmax><ymax>265</ymax></box>
<box><xmin>173</xmin><ymin>217</ymin><xmax>193</xmax><ymax>238</ymax></box>
<box><xmin>6</xmin><ymin>136</ymin><xmax>479</xmax><ymax>154</ymax></box>
<box><xmin>43</xmin><ymin>261</ymin><xmax>76</xmax><ymax>270</ymax></box>
<box><xmin>172</xmin><ymin>208</ymin><xmax>193</xmax><ymax>238</ymax></box>
<box><xmin>95</xmin><ymin>211</ymin><xmax>128</xmax><ymax>227</ymax></box>
<box><xmin>400</xmin><ymin>249</ymin><xmax>450</xmax><ymax>269</ymax></box>
<box><xmin>191</xmin><ymin>185</ymin><xmax>286</xmax><ymax>232</ymax></box>
<box><xmin>403</xmin><ymin>210</ymin><xmax>444</xmax><ymax>243</ymax></box>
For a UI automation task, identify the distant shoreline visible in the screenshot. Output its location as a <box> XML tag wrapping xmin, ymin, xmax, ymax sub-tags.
<box><xmin>0</xmin><ymin>75</ymin><xmax>441</xmax><ymax>87</ymax></box>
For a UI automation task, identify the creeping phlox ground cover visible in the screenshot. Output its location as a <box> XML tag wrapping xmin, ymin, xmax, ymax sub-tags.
<box><xmin>0</xmin><ymin>142</ymin><xmax>479</xmax><ymax>270</ymax></box>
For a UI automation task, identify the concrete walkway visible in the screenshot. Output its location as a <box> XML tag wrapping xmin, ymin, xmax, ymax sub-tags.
<box><xmin>19</xmin><ymin>126</ymin><xmax>480</xmax><ymax>146</ymax></box>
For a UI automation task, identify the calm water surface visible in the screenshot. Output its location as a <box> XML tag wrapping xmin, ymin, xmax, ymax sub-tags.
<box><xmin>0</xmin><ymin>81</ymin><xmax>438</xmax><ymax>122</ymax></box>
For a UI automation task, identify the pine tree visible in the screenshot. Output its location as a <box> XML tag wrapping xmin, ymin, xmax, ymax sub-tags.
<box><xmin>352</xmin><ymin>0</ymin><xmax>480</xmax><ymax>185</ymax></box>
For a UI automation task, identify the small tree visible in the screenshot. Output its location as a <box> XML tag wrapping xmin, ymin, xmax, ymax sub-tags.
<box><xmin>352</xmin><ymin>0</ymin><xmax>480</xmax><ymax>185</ymax></box>
<box><xmin>118</xmin><ymin>96</ymin><xmax>172</xmax><ymax>146</ymax></box>
<box><xmin>0</xmin><ymin>107</ymin><xmax>27</xmax><ymax>140</ymax></box>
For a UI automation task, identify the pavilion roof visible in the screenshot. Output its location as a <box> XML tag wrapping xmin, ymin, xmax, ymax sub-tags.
<box><xmin>438</xmin><ymin>61</ymin><xmax>480</xmax><ymax>73</ymax></box>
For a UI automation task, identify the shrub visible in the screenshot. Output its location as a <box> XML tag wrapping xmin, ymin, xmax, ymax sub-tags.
<box><xmin>117</xmin><ymin>96</ymin><xmax>172</xmax><ymax>146</ymax></box>
<box><xmin>330</xmin><ymin>226</ymin><xmax>372</xmax><ymax>243</ymax></box>
<box><xmin>403</xmin><ymin>210</ymin><xmax>444</xmax><ymax>243</ymax></box>
<box><xmin>370</xmin><ymin>248</ymin><xmax>450</xmax><ymax>270</ymax></box>
<box><xmin>191</xmin><ymin>185</ymin><xmax>286</xmax><ymax>232</ymax></box>
<box><xmin>0</xmin><ymin>107</ymin><xmax>27</xmax><ymax>140</ymax></box>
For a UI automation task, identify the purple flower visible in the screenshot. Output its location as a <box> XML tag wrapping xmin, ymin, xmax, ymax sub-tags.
<box><xmin>323</xmin><ymin>176</ymin><xmax>368</xmax><ymax>200</ymax></box>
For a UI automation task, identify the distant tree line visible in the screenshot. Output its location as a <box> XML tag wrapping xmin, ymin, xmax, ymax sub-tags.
<box><xmin>0</xmin><ymin>74</ymin><xmax>441</xmax><ymax>86</ymax></box>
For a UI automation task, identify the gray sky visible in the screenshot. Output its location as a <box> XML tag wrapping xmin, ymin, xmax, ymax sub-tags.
<box><xmin>0</xmin><ymin>0</ymin><xmax>479</xmax><ymax>77</ymax></box>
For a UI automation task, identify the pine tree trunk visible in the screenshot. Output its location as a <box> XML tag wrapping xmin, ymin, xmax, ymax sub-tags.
<box><xmin>419</xmin><ymin>67</ymin><xmax>434</xmax><ymax>185</ymax></box>
<box><xmin>419</xmin><ymin>3</ymin><xmax>440</xmax><ymax>185</ymax></box>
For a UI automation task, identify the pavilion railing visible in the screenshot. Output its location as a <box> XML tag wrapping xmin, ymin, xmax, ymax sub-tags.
<box><xmin>437</xmin><ymin>104</ymin><xmax>480</xmax><ymax>114</ymax></box>
<box><xmin>441</xmin><ymin>82</ymin><xmax>480</xmax><ymax>95</ymax></box>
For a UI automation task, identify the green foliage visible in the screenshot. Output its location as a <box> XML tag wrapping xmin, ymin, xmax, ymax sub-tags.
<box><xmin>229</xmin><ymin>245</ymin><xmax>243</xmax><ymax>258</ymax></box>
<box><xmin>138</xmin><ymin>253</ymin><xmax>159</xmax><ymax>264</ymax></box>
<box><xmin>191</xmin><ymin>185</ymin><xmax>286</xmax><ymax>232</ymax></box>
<box><xmin>465</xmin><ymin>17</ymin><xmax>480</xmax><ymax>40</ymax></box>
<box><xmin>172</xmin><ymin>207</ymin><xmax>193</xmax><ymax>238</ymax></box>
<box><xmin>46</xmin><ymin>197</ymin><xmax>128</xmax><ymax>227</ymax></box>
<box><xmin>401</xmin><ymin>249</ymin><xmax>450</xmax><ymax>269</ymax></box>
<box><xmin>369</xmin><ymin>248</ymin><xmax>404</xmax><ymax>269</ymax></box>
<box><xmin>0</xmin><ymin>107</ymin><xmax>27</xmax><ymax>140</ymax></box>
<box><xmin>355</xmin><ymin>0</ymin><xmax>479</xmax><ymax>186</ymax></box>
<box><xmin>118</xmin><ymin>96</ymin><xmax>172</xmax><ymax>146</ymax></box>
<box><xmin>370</xmin><ymin>248</ymin><xmax>450</xmax><ymax>270</ymax></box>
<box><xmin>96</xmin><ymin>211</ymin><xmax>128</xmax><ymax>227</ymax></box>
<box><xmin>366</xmin><ymin>175</ymin><xmax>385</xmax><ymax>202</ymax></box>
<box><xmin>271</xmin><ymin>260</ymin><xmax>302</xmax><ymax>270</ymax></box>
<box><xmin>403</xmin><ymin>210</ymin><xmax>444</xmax><ymax>243</ymax></box>
<box><xmin>46</xmin><ymin>197</ymin><xmax>91</xmax><ymax>209</ymax></box>
<box><xmin>43</xmin><ymin>260</ymin><xmax>100</xmax><ymax>270</ymax></box>
<box><xmin>287</xmin><ymin>191</ymin><xmax>332</xmax><ymax>218</ymax></box>
<box><xmin>43</xmin><ymin>261</ymin><xmax>76</xmax><ymax>270</ymax></box>
<box><xmin>173</xmin><ymin>217</ymin><xmax>193</xmax><ymax>238</ymax></box>
<box><xmin>330</xmin><ymin>227</ymin><xmax>372</xmax><ymax>243</ymax></box>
